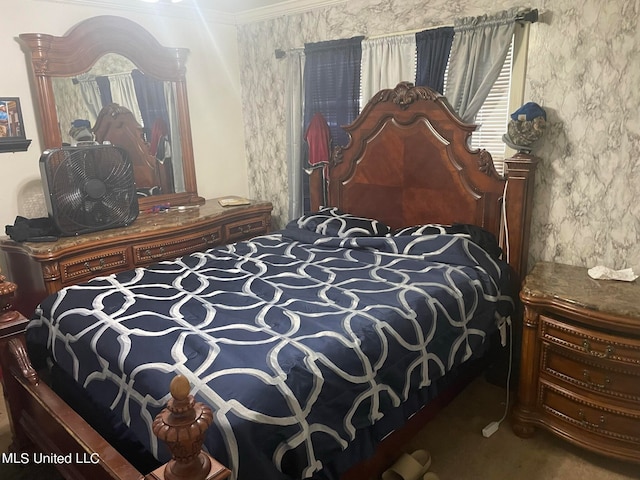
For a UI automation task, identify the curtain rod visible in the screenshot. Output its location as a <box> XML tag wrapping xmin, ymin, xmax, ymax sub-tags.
<box><xmin>366</xmin><ymin>23</ymin><xmax>449</xmax><ymax>40</ymax></box>
<box><xmin>275</xmin><ymin>8</ymin><xmax>538</xmax><ymax>59</ymax></box>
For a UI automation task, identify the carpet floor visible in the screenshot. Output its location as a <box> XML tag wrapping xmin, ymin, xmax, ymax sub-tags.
<box><xmin>1</xmin><ymin>376</ymin><xmax>638</xmax><ymax>479</ymax></box>
<box><xmin>404</xmin><ymin>377</ymin><xmax>640</xmax><ymax>480</ymax></box>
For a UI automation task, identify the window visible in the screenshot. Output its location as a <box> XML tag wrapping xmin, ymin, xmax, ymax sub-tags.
<box><xmin>468</xmin><ymin>39</ymin><xmax>513</xmax><ymax>174</ymax></box>
<box><xmin>444</xmin><ymin>24</ymin><xmax>530</xmax><ymax>175</ymax></box>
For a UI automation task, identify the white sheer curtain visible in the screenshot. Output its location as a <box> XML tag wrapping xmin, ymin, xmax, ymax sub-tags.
<box><xmin>107</xmin><ymin>72</ymin><xmax>144</xmax><ymax>126</ymax></box>
<box><xmin>285</xmin><ymin>49</ymin><xmax>306</xmax><ymax>222</ymax></box>
<box><xmin>445</xmin><ymin>8</ymin><xmax>517</xmax><ymax>123</ymax></box>
<box><xmin>75</xmin><ymin>75</ymin><xmax>102</xmax><ymax>124</ymax></box>
<box><xmin>360</xmin><ymin>33</ymin><xmax>416</xmax><ymax>110</ymax></box>
<box><xmin>164</xmin><ymin>82</ymin><xmax>184</xmax><ymax>193</ymax></box>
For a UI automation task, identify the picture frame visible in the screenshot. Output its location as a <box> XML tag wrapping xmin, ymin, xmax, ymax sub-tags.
<box><xmin>0</xmin><ymin>97</ymin><xmax>31</xmax><ymax>152</ymax></box>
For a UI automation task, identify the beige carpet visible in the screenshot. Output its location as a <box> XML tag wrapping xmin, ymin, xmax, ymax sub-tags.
<box><xmin>1</xmin><ymin>377</ymin><xmax>639</xmax><ymax>479</ymax></box>
<box><xmin>404</xmin><ymin>377</ymin><xmax>640</xmax><ymax>480</ymax></box>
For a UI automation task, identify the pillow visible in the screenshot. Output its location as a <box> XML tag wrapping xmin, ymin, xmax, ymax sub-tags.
<box><xmin>393</xmin><ymin>223</ymin><xmax>503</xmax><ymax>259</ymax></box>
<box><xmin>393</xmin><ymin>224</ymin><xmax>470</xmax><ymax>237</ymax></box>
<box><xmin>290</xmin><ymin>206</ymin><xmax>391</xmax><ymax>237</ymax></box>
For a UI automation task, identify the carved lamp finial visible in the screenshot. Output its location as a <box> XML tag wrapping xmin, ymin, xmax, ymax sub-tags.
<box><xmin>152</xmin><ymin>375</ymin><xmax>213</xmax><ymax>480</ymax></box>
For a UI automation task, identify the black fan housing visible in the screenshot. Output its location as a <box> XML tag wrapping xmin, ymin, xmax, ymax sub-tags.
<box><xmin>40</xmin><ymin>144</ymin><xmax>139</xmax><ymax>236</ymax></box>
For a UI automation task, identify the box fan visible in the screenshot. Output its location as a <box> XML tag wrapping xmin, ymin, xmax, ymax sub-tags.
<box><xmin>40</xmin><ymin>144</ymin><xmax>139</xmax><ymax>236</ymax></box>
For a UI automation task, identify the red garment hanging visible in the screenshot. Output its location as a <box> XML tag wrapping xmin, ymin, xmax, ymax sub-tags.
<box><xmin>305</xmin><ymin>113</ymin><xmax>331</xmax><ymax>166</ymax></box>
<box><xmin>149</xmin><ymin>118</ymin><xmax>168</xmax><ymax>157</ymax></box>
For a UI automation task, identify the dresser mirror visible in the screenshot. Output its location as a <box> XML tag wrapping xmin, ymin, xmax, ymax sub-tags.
<box><xmin>19</xmin><ymin>15</ymin><xmax>204</xmax><ymax>209</ymax></box>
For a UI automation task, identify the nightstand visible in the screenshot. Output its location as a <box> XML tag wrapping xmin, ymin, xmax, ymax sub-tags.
<box><xmin>512</xmin><ymin>261</ymin><xmax>640</xmax><ymax>463</ymax></box>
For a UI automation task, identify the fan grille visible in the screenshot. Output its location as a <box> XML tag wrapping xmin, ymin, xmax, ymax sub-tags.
<box><xmin>40</xmin><ymin>145</ymin><xmax>139</xmax><ymax>236</ymax></box>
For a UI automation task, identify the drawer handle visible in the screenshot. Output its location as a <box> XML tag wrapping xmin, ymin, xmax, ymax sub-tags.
<box><xmin>582</xmin><ymin>339</ymin><xmax>614</xmax><ymax>358</ymax></box>
<box><xmin>144</xmin><ymin>246</ymin><xmax>166</xmax><ymax>259</ymax></box>
<box><xmin>240</xmin><ymin>225</ymin><xmax>251</xmax><ymax>234</ymax></box>
<box><xmin>582</xmin><ymin>370</ymin><xmax>611</xmax><ymax>390</ymax></box>
<box><xmin>84</xmin><ymin>258</ymin><xmax>105</xmax><ymax>272</ymax></box>
<box><xmin>578</xmin><ymin>409</ymin><xmax>605</xmax><ymax>429</ymax></box>
<box><xmin>203</xmin><ymin>233</ymin><xmax>219</xmax><ymax>244</ymax></box>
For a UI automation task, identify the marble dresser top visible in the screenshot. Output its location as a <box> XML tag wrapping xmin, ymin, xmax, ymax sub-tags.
<box><xmin>0</xmin><ymin>198</ymin><xmax>272</xmax><ymax>256</ymax></box>
<box><xmin>521</xmin><ymin>261</ymin><xmax>640</xmax><ymax>321</ymax></box>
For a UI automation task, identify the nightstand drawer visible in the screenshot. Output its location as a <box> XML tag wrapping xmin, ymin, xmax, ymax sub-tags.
<box><xmin>60</xmin><ymin>248</ymin><xmax>130</xmax><ymax>284</ymax></box>
<box><xmin>542</xmin><ymin>345</ymin><xmax>640</xmax><ymax>402</ymax></box>
<box><xmin>541</xmin><ymin>381</ymin><xmax>640</xmax><ymax>445</ymax></box>
<box><xmin>133</xmin><ymin>228</ymin><xmax>222</xmax><ymax>264</ymax></box>
<box><xmin>540</xmin><ymin>315</ymin><xmax>640</xmax><ymax>367</ymax></box>
<box><xmin>225</xmin><ymin>216</ymin><xmax>268</xmax><ymax>242</ymax></box>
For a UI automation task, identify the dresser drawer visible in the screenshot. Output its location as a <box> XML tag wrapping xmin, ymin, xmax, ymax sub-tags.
<box><xmin>540</xmin><ymin>381</ymin><xmax>640</xmax><ymax>445</ymax></box>
<box><xmin>133</xmin><ymin>227</ymin><xmax>222</xmax><ymax>264</ymax></box>
<box><xmin>540</xmin><ymin>315</ymin><xmax>640</xmax><ymax>367</ymax></box>
<box><xmin>60</xmin><ymin>248</ymin><xmax>130</xmax><ymax>284</ymax></box>
<box><xmin>542</xmin><ymin>345</ymin><xmax>640</xmax><ymax>402</ymax></box>
<box><xmin>225</xmin><ymin>216</ymin><xmax>268</xmax><ymax>242</ymax></box>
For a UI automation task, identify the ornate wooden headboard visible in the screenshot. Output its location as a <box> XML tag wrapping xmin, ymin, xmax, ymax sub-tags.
<box><xmin>310</xmin><ymin>82</ymin><xmax>538</xmax><ymax>283</ymax></box>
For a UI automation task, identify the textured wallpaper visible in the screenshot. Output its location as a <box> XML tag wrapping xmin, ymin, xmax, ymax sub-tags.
<box><xmin>237</xmin><ymin>0</ymin><xmax>640</xmax><ymax>273</ymax></box>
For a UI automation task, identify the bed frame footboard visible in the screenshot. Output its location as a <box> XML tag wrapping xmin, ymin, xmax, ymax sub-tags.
<box><xmin>0</xmin><ymin>285</ymin><xmax>230</xmax><ymax>480</ymax></box>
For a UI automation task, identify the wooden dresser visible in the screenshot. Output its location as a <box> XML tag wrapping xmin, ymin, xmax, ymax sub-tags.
<box><xmin>0</xmin><ymin>198</ymin><xmax>272</xmax><ymax>318</ymax></box>
<box><xmin>512</xmin><ymin>261</ymin><xmax>640</xmax><ymax>463</ymax></box>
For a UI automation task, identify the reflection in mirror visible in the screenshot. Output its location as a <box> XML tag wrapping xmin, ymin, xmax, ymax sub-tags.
<box><xmin>19</xmin><ymin>15</ymin><xmax>203</xmax><ymax>210</ymax></box>
<box><xmin>52</xmin><ymin>53</ymin><xmax>185</xmax><ymax>196</ymax></box>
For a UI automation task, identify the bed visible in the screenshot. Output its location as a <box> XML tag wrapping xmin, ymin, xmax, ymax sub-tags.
<box><xmin>0</xmin><ymin>82</ymin><xmax>538</xmax><ymax>480</ymax></box>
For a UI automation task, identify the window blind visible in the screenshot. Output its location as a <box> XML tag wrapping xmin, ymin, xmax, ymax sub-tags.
<box><xmin>468</xmin><ymin>37</ymin><xmax>514</xmax><ymax>175</ymax></box>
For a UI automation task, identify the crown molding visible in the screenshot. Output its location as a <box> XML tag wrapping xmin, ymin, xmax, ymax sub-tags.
<box><xmin>34</xmin><ymin>0</ymin><xmax>347</xmax><ymax>25</ymax></box>
<box><xmin>234</xmin><ymin>0</ymin><xmax>347</xmax><ymax>24</ymax></box>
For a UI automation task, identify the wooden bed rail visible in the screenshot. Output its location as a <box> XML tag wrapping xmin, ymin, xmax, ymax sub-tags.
<box><xmin>0</xmin><ymin>270</ymin><xmax>230</xmax><ymax>480</ymax></box>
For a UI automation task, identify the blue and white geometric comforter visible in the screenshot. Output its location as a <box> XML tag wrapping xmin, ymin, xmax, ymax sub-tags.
<box><xmin>26</xmin><ymin>227</ymin><xmax>513</xmax><ymax>480</ymax></box>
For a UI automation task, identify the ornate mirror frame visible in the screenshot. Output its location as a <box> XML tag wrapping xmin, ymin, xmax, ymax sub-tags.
<box><xmin>19</xmin><ymin>15</ymin><xmax>204</xmax><ymax>210</ymax></box>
